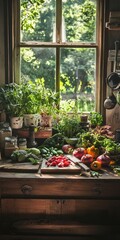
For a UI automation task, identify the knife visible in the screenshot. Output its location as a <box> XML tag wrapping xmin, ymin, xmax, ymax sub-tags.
<box><xmin>66</xmin><ymin>154</ymin><xmax>90</xmax><ymax>172</ymax></box>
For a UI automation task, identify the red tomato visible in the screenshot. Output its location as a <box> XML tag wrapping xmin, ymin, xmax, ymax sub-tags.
<box><xmin>46</xmin><ymin>155</ymin><xmax>71</xmax><ymax>168</ymax></box>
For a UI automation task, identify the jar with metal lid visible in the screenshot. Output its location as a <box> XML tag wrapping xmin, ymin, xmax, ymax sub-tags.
<box><xmin>0</xmin><ymin>122</ymin><xmax>12</xmax><ymax>149</ymax></box>
<box><xmin>4</xmin><ymin>136</ymin><xmax>18</xmax><ymax>158</ymax></box>
<box><xmin>18</xmin><ymin>138</ymin><xmax>27</xmax><ymax>150</ymax></box>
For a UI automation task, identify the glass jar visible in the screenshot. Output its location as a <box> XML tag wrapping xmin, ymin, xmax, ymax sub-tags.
<box><xmin>18</xmin><ymin>138</ymin><xmax>27</xmax><ymax>150</ymax></box>
<box><xmin>0</xmin><ymin>122</ymin><xmax>12</xmax><ymax>149</ymax></box>
<box><xmin>4</xmin><ymin>136</ymin><xmax>18</xmax><ymax>158</ymax></box>
<box><xmin>80</xmin><ymin>115</ymin><xmax>88</xmax><ymax>123</ymax></box>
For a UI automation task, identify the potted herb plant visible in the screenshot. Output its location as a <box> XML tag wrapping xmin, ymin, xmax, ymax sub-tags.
<box><xmin>21</xmin><ymin>79</ymin><xmax>43</xmax><ymax>127</ymax></box>
<box><xmin>40</xmin><ymin>88</ymin><xmax>60</xmax><ymax>127</ymax></box>
<box><xmin>0</xmin><ymin>83</ymin><xmax>24</xmax><ymax>129</ymax></box>
<box><xmin>53</xmin><ymin>101</ymin><xmax>82</xmax><ymax>144</ymax></box>
<box><xmin>88</xmin><ymin>112</ymin><xmax>103</xmax><ymax>128</ymax></box>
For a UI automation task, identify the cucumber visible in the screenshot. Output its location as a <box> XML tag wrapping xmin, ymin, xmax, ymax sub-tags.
<box><xmin>27</xmin><ymin>148</ymin><xmax>40</xmax><ymax>155</ymax></box>
<box><xmin>57</xmin><ymin>150</ymin><xmax>63</xmax><ymax>154</ymax></box>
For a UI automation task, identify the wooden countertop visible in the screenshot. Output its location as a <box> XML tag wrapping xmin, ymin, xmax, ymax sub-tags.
<box><xmin>0</xmin><ymin>159</ymin><xmax>120</xmax><ymax>182</ymax></box>
<box><xmin>0</xmin><ymin>167</ymin><xmax>120</xmax><ymax>179</ymax></box>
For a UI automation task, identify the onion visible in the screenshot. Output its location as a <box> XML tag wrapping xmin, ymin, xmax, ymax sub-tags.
<box><xmin>81</xmin><ymin>154</ymin><xmax>93</xmax><ymax>165</ymax></box>
<box><xmin>73</xmin><ymin>147</ymin><xmax>85</xmax><ymax>159</ymax></box>
<box><xmin>62</xmin><ymin>144</ymin><xmax>73</xmax><ymax>154</ymax></box>
<box><xmin>96</xmin><ymin>153</ymin><xmax>111</xmax><ymax>166</ymax></box>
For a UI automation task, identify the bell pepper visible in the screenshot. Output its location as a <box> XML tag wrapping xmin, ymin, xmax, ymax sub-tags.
<box><xmin>90</xmin><ymin>160</ymin><xmax>102</xmax><ymax>171</ymax></box>
<box><xmin>109</xmin><ymin>160</ymin><xmax>116</xmax><ymax>166</ymax></box>
<box><xmin>87</xmin><ymin>145</ymin><xmax>99</xmax><ymax>158</ymax></box>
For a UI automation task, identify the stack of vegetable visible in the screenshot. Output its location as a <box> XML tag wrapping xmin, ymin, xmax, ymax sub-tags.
<box><xmin>9</xmin><ymin>112</ymin><xmax>120</xmax><ymax>173</ymax></box>
<box><xmin>11</xmin><ymin>148</ymin><xmax>41</xmax><ymax>165</ymax></box>
<box><xmin>60</xmin><ymin>130</ymin><xmax>120</xmax><ymax>171</ymax></box>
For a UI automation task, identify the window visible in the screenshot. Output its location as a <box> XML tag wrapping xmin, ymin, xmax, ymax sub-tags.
<box><xmin>14</xmin><ymin>0</ymin><xmax>103</xmax><ymax>113</ymax></box>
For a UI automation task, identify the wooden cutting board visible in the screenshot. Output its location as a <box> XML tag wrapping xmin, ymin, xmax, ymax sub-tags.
<box><xmin>41</xmin><ymin>159</ymin><xmax>81</xmax><ymax>174</ymax></box>
<box><xmin>0</xmin><ymin>160</ymin><xmax>39</xmax><ymax>173</ymax></box>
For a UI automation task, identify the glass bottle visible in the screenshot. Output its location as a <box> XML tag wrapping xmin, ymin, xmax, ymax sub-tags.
<box><xmin>27</xmin><ymin>125</ymin><xmax>37</xmax><ymax>148</ymax></box>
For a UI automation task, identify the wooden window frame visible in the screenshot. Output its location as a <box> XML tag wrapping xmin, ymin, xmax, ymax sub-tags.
<box><xmin>5</xmin><ymin>0</ymin><xmax>106</xmax><ymax>115</ymax></box>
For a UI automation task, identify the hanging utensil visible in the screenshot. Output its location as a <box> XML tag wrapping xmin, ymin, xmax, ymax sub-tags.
<box><xmin>104</xmin><ymin>94</ymin><xmax>117</xmax><ymax>109</ymax></box>
<box><xmin>107</xmin><ymin>72</ymin><xmax>120</xmax><ymax>89</ymax></box>
<box><xmin>107</xmin><ymin>40</ymin><xmax>120</xmax><ymax>90</ymax></box>
<box><xmin>104</xmin><ymin>40</ymin><xmax>120</xmax><ymax>109</ymax></box>
<box><xmin>104</xmin><ymin>92</ymin><xmax>117</xmax><ymax>109</ymax></box>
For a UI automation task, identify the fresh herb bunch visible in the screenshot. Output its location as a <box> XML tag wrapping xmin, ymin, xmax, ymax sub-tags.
<box><xmin>41</xmin><ymin>133</ymin><xmax>65</xmax><ymax>149</ymax></box>
<box><xmin>0</xmin><ymin>83</ymin><xmax>24</xmax><ymax>117</ymax></box>
<box><xmin>56</xmin><ymin>115</ymin><xmax>82</xmax><ymax>138</ymax></box>
<box><xmin>77</xmin><ymin>131</ymin><xmax>120</xmax><ymax>156</ymax></box>
<box><xmin>89</xmin><ymin>112</ymin><xmax>103</xmax><ymax>128</ymax></box>
<box><xmin>103</xmin><ymin>138</ymin><xmax>120</xmax><ymax>155</ymax></box>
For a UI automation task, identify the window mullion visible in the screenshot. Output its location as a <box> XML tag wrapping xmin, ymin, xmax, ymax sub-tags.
<box><xmin>14</xmin><ymin>0</ymin><xmax>20</xmax><ymax>84</ymax></box>
<box><xmin>56</xmin><ymin>47</ymin><xmax>60</xmax><ymax>94</ymax></box>
<box><xmin>4</xmin><ymin>0</ymin><xmax>14</xmax><ymax>83</ymax></box>
<box><xmin>56</xmin><ymin>0</ymin><xmax>62</xmax><ymax>94</ymax></box>
<box><xmin>56</xmin><ymin>0</ymin><xmax>62</xmax><ymax>43</ymax></box>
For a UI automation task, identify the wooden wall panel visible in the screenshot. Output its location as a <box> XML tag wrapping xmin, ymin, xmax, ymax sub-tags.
<box><xmin>0</xmin><ymin>0</ymin><xmax>5</xmax><ymax>84</ymax></box>
<box><xmin>105</xmin><ymin>0</ymin><xmax>120</xmax><ymax>131</ymax></box>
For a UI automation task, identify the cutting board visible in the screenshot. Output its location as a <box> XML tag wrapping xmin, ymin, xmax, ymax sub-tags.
<box><xmin>41</xmin><ymin>159</ymin><xmax>81</xmax><ymax>174</ymax></box>
<box><xmin>0</xmin><ymin>160</ymin><xmax>39</xmax><ymax>173</ymax></box>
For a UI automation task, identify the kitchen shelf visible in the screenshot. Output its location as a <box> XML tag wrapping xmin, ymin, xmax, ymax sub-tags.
<box><xmin>106</xmin><ymin>22</ymin><xmax>120</xmax><ymax>30</ymax></box>
<box><xmin>106</xmin><ymin>11</ymin><xmax>120</xmax><ymax>30</ymax></box>
<box><xmin>12</xmin><ymin>127</ymin><xmax>52</xmax><ymax>139</ymax></box>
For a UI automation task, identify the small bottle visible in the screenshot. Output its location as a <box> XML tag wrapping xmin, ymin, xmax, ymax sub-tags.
<box><xmin>27</xmin><ymin>125</ymin><xmax>37</xmax><ymax>148</ymax></box>
<box><xmin>18</xmin><ymin>138</ymin><xmax>27</xmax><ymax>150</ymax></box>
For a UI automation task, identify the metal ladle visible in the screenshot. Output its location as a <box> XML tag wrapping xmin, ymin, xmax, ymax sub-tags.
<box><xmin>107</xmin><ymin>41</ymin><xmax>120</xmax><ymax>90</ymax></box>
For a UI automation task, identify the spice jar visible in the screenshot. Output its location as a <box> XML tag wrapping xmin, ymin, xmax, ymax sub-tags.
<box><xmin>18</xmin><ymin>138</ymin><xmax>27</xmax><ymax>150</ymax></box>
<box><xmin>4</xmin><ymin>136</ymin><xmax>18</xmax><ymax>158</ymax></box>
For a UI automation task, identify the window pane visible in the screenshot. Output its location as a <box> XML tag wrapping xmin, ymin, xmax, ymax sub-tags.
<box><xmin>20</xmin><ymin>0</ymin><xmax>55</xmax><ymax>42</ymax></box>
<box><xmin>20</xmin><ymin>0</ymin><xmax>98</xmax><ymax>112</ymax></box>
<box><xmin>20</xmin><ymin>0</ymin><xmax>96</xmax><ymax>43</ymax></box>
<box><xmin>60</xmin><ymin>48</ymin><xmax>96</xmax><ymax>112</ymax></box>
<box><xmin>63</xmin><ymin>0</ymin><xmax>96</xmax><ymax>43</ymax></box>
<box><xmin>20</xmin><ymin>48</ymin><xmax>56</xmax><ymax>90</ymax></box>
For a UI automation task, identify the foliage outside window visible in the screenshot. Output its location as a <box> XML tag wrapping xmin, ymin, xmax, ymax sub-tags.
<box><xmin>18</xmin><ymin>0</ymin><xmax>101</xmax><ymax>113</ymax></box>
